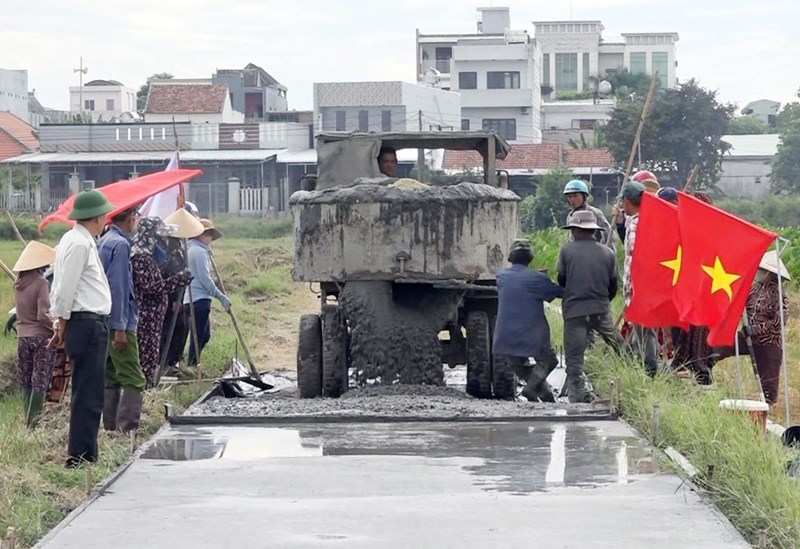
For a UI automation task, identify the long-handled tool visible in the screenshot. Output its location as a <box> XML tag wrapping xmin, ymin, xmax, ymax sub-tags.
<box><xmin>155</xmin><ymin>286</ymin><xmax>186</xmax><ymax>386</ymax></box>
<box><xmin>209</xmin><ymin>254</ymin><xmax>272</xmax><ymax>390</ymax></box>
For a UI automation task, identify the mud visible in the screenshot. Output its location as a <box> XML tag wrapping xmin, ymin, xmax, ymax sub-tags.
<box><xmin>186</xmin><ymin>384</ymin><xmax>603</xmax><ymax>420</ymax></box>
<box><xmin>339</xmin><ymin>281</ymin><xmax>461</xmax><ymax>386</ymax></box>
<box><xmin>289</xmin><ymin>181</ymin><xmax>520</xmax><ymax>207</ymax></box>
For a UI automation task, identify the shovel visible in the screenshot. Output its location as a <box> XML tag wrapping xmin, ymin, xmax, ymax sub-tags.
<box><xmin>209</xmin><ymin>254</ymin><xmax>273</xmax><ymax>391</ymax></box>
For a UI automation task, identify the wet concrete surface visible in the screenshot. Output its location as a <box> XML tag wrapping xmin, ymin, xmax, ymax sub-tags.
<box><xmin>39</xmin><ymin>421</ymin><xmax>747</xmax><ymax>548</ymax></box>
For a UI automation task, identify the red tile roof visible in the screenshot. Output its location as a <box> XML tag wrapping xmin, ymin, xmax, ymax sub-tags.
<box><xmin>565</xmin><ymin>148</ymin><xmax>613</xmax><ymax>168</ymax></box>
<box><xmin>443</xmin><ymin>143</ymin><xmax>561</xmax><ymax>171</ymax></box>
<box><xmin>145</xmin><ymin>83</ymin><xmax>228</xmax><ymax>114</ymax></box>
<box><xmin>442</xmin><ymin>144</ymin><xmax>613</xmax><ymax>171</ymax></box>
<box><xmin>0</xmin><ymin>111</ymin><xmax>38</xmax><ymax>160</ymax></box>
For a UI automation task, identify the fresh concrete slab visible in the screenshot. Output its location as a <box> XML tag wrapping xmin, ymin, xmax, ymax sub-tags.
<box><xmin>38</xmin><ymin>421</ymin><xmax>748</xmax><ymax>549</ymax></box>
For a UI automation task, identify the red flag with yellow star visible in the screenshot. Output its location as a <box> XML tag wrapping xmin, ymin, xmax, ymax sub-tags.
<box><xmin>674</xmin><ymin>193</ymin><xmax>776</xmax><ymax>346</ymax></box>
<box><xmin>626</xmin><ymin>193</ymin><xmax>685</xmax><ymax>328</ymax></box>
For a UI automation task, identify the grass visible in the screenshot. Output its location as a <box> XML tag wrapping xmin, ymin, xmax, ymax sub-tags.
<box><xmin>587</xmin><ymin>350</ymin><xmax>800</xmax><ymax>548</ymax></box>
<box><xmin>0</xmin><ymin>226</ymin><xmax>301</xmax><ymax>548</ymax></box>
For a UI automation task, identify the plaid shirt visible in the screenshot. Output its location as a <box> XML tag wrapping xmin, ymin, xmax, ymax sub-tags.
<box><xmin>747</xmin><ymin>277</ymin><xmax>789</xmax><ymax>347</ymax></box>
<box><xmin>623</xmin><ymin>213</ymin><xmax>639</xmax><ymax>307</ymax></box>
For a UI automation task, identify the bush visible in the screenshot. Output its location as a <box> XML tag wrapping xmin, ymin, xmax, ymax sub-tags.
<box><xmin>716</xmin><ymin>196</ymin><xmax>800</xmax><ymax>227</ymax></box>
<box><xmin>211</xmin><ymin>216</ymin><xmax>292</xmax><ymax>240</ymax></box>
<box><xmin>0</xmin><ymin>216</ymin><xmax>41</xmax><ymax>241</ymax></box>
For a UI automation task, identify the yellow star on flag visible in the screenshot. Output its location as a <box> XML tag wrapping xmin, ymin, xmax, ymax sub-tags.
<box><xmin>701</xmin><ymin>256</ymin><xmax>741</xmax><ymax>300</ymax></box>
<box><xmin>660</xmin><ymin>245</ymin><xmax>682</xmax><ymax>286</ymax></box>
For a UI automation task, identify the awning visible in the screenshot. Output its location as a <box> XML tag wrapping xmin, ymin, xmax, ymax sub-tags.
<box><xmin>3</xmin><ymin>149</ymin><xmax>282</xmax><ymax>164</ymax></box>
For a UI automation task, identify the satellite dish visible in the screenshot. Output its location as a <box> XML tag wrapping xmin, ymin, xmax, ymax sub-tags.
<box><xmin>597</xmin><ymin>80</ymin><xmax>612</xmax><ymax>96</ymax></box>
<box><xmin>423</xmin><ymin>68</ymin><xmax>442</xmax><ymax>87</ymax></box>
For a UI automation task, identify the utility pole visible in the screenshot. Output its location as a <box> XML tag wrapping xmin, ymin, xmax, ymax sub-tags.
<box><xmin>417</xmin><ymin>110</ymin><xmax>426</xmax><ymax>182</ymax></box>
<box><xmin>73</xmin><ymin>57</ymin><xmax>88</xmax><ymax>120</ymax></box>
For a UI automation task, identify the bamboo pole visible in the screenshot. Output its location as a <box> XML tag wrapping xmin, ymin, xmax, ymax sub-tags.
<box><xmin>0</xmin><ymin>258</ymin><xmax>16</xmax><ymax>282</ymax></box>
<box><xmin>182</xmin><ymin>238</ymin><xmax>203</xmax><ymax>382</ymax></box>
<box><xmin>5</xmin><ymin>210</ymin><xmax>27</xmax><ymax>246</ymax></box>
<box><xmin>682</xmin><ymin>165</ymin><xmax>700</xmax><ymax>194</ymax></box>
<box><xmin>622</xmin><ymin>72</ymin><xmax>659</xmax><ymax>183</ymax></box>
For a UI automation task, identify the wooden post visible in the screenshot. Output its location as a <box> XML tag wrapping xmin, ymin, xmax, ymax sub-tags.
<box><xmin>682</xmin><ymin>165</ymin><xmax>700</xmax><ymax>193</ymax></box>
<box><xmin>84</xmin><ymin>468</ymin><xmax>92</xmax><ymax>497</ymax></box>
<box><xmin>5</xmin><ymin>527</ymin><xmax>16</xmax><ymax>549</ymax></box>
<box><xmin>652</xmin><ymin>400</ymin><xmax>661</xmax><ymax>445</ymax></box>
<box><xmin>622</xmin><ymin>73</ymin><xmax>659</xmax><ymax>182</ymax></box>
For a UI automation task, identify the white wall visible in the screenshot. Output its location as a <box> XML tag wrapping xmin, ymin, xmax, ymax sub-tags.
<box><xmin>541</xmin><ymin>100</ymin><xmax>614</xmax><ymax>130</ymax></box>
<box><xmin>623</xmin><ymin>44</ymin><xmax>678</xmax><ymax>88</ymax></box>
<box><xmin>536</xmin><ymin>31</ymin><xmax>601</xmax><ymax>93</ymax></box>
<box><xmin>69</xmin><ymin>85</ymin><xmax>137</xmax><ymax>122</ymax></box>
<box><xmin>401</xmin><ymin>82</ymin><xmax>461</xmax><ymax>131</ymax></box>
<box><xmin>718</xmin><ymin>158</ymin><xmax>773</xmax><ymax>199</ymax></box>
<box><xmin>0</xmin><ymin>68</ymin><xmax>30</xmax><ymax>123</ymax></box>
<box><xmin>461</xmin><ymin>106</ymin><xmax>536</xmax><ymax>142</ymax></box>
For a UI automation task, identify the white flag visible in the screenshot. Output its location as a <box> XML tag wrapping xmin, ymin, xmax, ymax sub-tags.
<box><xmin>139</xmin><ymin>151</ymin><xmax>182</xmax><ymax>220</ymax></box>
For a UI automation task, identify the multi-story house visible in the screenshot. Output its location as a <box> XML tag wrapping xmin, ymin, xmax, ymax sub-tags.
<box><xmin>69</xmin><ymin>79</ymin><xmax>138</xmax><ymax>123</ymax></box>
<box><xmin>416</xmin><ymin>7</ymin><xmax>543</xmax><ymax>143</ymax></box>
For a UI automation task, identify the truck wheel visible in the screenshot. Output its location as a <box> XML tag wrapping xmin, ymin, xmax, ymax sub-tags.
<box><xmin>297</xmin><ymin>314</ymin><xmax>322</xmax><ymax>398</ymax></box>
<box><xmin>322</xmin><ymin>304</ymin><xmax>348</xmax><ymax>398</ymax></box>
<box><xmin>466</xmin><ymin>311</ymin><xmax>492</xmax><ymax>398</ymax></box>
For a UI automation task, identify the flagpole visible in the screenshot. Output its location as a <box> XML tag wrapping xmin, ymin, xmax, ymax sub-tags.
<box><xmin>742</xmin><ymin>312</ymin><xmax>767</xmax><ymax>403</ymax></box>
<box><xmin>733</xmin><ymin>322</ymin><xmax>743</xmax><ymax>397</ymax></box>
<box><xmin>776</xmin><ymin>238</ymin><xmax>791</xmax><ymax>425</ymax></box>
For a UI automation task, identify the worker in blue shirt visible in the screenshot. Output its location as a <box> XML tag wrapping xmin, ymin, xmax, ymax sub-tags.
<box><xmin>97</xmin><ymin>207</ymin><xmax>146</xmax><ymax>433</ymax></box>
<box><xmin>493</xmin><ymin>239</ymin><xmax>564</xmax><ymax>402</ymax></box>
<box><xmin>183</xmin><ymin>218</ymin><xmax>231</xmax><ymax>367</ymax></box>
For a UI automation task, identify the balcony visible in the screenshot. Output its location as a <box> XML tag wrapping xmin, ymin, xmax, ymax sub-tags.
<box><xmin>421</xmin><ymin>59</ymin><xmax>452</xmax><ymax>75</ymax></box>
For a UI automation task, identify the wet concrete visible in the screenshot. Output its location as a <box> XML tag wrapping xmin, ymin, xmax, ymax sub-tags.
<box><xmin>39</xmin><ymin>421</ymin><xmax>747</xmax><ymax>548</ymax></box>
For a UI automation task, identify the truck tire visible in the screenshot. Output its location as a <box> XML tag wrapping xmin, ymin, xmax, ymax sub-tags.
<box><xmin>322</xmin><ymin>304</ymin><xmax>348</xmax><ymax>398</ymax></box>
<box><xmin>466</xmin><ymin>311</ymin><xmax>492</xmax><ymax>398</ymax></box>
<box><xmin>297</xmin><ymin>314</ymin><xmax>322</xmax><ymax>398</ymax></box>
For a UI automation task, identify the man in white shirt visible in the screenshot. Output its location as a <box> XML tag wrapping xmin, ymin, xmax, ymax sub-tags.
<box><xmin>50</xmin><ymin>189</ymin><xmax>114</xmax><ymax>468</ymax></box>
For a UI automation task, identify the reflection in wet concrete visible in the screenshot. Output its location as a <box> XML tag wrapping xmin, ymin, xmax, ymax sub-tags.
<box><xmin>143</xmin><ymin>422</ymin><xmax>656</xmax><ymax>494</ymax></box>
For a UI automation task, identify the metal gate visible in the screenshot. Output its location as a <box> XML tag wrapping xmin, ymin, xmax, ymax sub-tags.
<box><xmin>186</xmin><ymin>183</ymin><xmax>229</xmax><ymax>217</ymax></box>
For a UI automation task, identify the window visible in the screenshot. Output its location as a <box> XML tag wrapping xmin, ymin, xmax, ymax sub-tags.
<box><xmin>651</xmin><ymin>52</ymin><xmax>668</xmax><ymax>88</ymax></box>
<box><xmin>555</xmin><ymin>53</ymin><xmax>578</xmax><ymax>91</ymax></box>
<box><xmin>358</xmin><ymin>110</ymin><xmax>369</xmax><ymax>131</ymax></box>
<box><xmin>630</xmin><ymin>52</ymin><xmax>646</xmax><ymax>75</ymax></box>
<box><xmin>84</xmin><ymin>99</ymin><xmax>95</xmax><ymax>111</ymax></box>
<box><xmin>542</xmin><ymin>54</ymin><xmax>550</xmax><ymax>86</ymax></box>
<box><xmin>582</xmin><ymin>53</ymin><xmax>590</xmax><ymax>91</ymax></box>
<box><xmin>335</xmin><ymin>110</ymin><xmax>346</xmax><ymax>131</ymax></box>
<box><xmin>106</xmin><ymin>99</ymin><xmax>115</xmax><ymax>111</ymax></box>
<box><xmin>435</xmin><ymin>47</ymin><xmax>452</xmax><ymax>72</ymax></box>
<box><xmin>381</xmin><ymin>110</ymin><xmax>392</xmax><ymax>131</ymax></box>
<box><xmin>461</xmin><ymin>119</ymin><xmax>470</xmax><ymax>130</ymax></box>
<box><xmin>458</xmin><ymin>72</ymin><xmax>477</xmax><ymax>89</ymax></box>
<box><xmin>482</xmin><ymin>118</ymin><xmax>516</xmax><ymax>140</ymax></box>
<box><xmin>487</xmin><ymin>71</ymin><xmax>520</xmax><ymax>89</ymax></box>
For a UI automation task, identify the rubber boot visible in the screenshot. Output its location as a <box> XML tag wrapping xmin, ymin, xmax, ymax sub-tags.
<box><xmin>21</xmin><ymin>387</ymin><xmax>32</xmax><ymax>423</ymax></box>
<box><xmin>566</xmin><ymin>373</ymin><xmax>595</xmax><ymax>404</ymax></box>
<box><xmin>521</xmin><ymin>360</ymin><xmax>557</xmax><ymax>403</ymax></box>
<box><xmin>25</xmin><ymin>391</ymin><xmax>46</xmax><ymax>428</ymax></box>
<box><xmin>117</xmin><ymin>389</ymin><xmax>143</xmax><ymax>434</ymax></box>
<box><xmin>103</xmin><ymin>388</ymin><xmax>121</xmax><ymax>431</ymax></box>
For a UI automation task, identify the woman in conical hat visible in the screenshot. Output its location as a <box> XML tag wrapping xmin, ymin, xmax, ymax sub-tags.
<box><xmin>13</xmin><ymin>241</ymin><xmax>56</xmax><ymax>427</ymax></box>
<box><xmin>130</xmin><ymin>217</ymin><xmax>191</xmax><ymax>389</ymax></box>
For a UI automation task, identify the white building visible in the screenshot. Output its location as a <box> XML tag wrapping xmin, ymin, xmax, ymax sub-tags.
<box><xmin>533</xmin><ymin>22</ymin><xmax>679</xmax><ymax>95</ymax></box>
<box><xmin>69</xmin><ymin>79</ymin><xmax>138</xmax><ymax>123</ymax></box>
<box><xmin>541</xmin><ymin>98</ymin><xmax>615</xmax><ymax>144</ymax></box>
<box><xmin>144</xmin><ymin>79</ymin><xmax>245</xmax><ymax>124</ymax></box>
<box><xmin>741</xmin><ymin>99</ymin><xmax>781</xmax><ymax>128</ymax></box>
<box><xmin>313</xmin><ymin>81</ymin><xmax>461</xmax><ymax>134</ymax></box>
<box><xmin>718</xmin><ymin>134</ymin><xmax>780</xmax><ymax>199</ymax></box>
<box><xmin>0</xmin><ymin>68</ymin><xmax>30</xmax><ymax>123</ymax></box>
<box><xmin>416</xmin><ymin>7</ymin><xmax>542</xmax><ymax>143</ymax></box>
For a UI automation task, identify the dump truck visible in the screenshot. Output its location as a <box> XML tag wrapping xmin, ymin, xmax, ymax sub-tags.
<box><xmin>290</xmin><ymin>131</ymin><xmax>521</xmax><ymax>400</ymax></box>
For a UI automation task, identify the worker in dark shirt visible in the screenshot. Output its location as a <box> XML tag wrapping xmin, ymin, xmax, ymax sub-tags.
<box><xmin>494</xmin><ymin>239</ymin><xmax>564</xmax><ymax>402</ymax></box>
<box><xmin>557</xmin><ymin>211</ymin><xmax>624</xmax><ymax>403</ymax></box>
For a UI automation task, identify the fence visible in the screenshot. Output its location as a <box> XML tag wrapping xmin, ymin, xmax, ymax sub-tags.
<box><xmin>0</xmin><ymin>187</ymin><xmax>40</xmax><ymax>212</ymax></box>
<box><xmin>186</xmin><ymin>183</ymin><xmax>230</xmax><ymax>217</ymax></box>
<box><xmin>239</xmin><ymin>187</ymin><xmax>263</xmax><ymax>214</ymax></box>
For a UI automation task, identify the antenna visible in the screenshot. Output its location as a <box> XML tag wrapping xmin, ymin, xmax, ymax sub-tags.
<box><xmin>73</xmin><ymin>57</ymin><xmax>88</xmax><ymax>120</ymax></box>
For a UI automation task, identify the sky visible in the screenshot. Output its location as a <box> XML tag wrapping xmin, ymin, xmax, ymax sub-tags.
<box><xmin>3</xmin><ymin>0</ymin><xmax>798</xmax><ymax>113</ymax></box>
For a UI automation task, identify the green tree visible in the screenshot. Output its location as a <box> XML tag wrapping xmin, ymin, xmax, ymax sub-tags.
<box><xmin>599</xmin><ymin>68</ymin><xmax>652</xmax><ymax>102</ymax></box>
<box><xmin>772</xmin><ymin>93</ymin><xmax>800</xmax><ymax>192</ymax></box>
<box><xmin>137</xmin><ymin>73</ymin><xmax>173</xmax><ymax>112</ymax></box>
<box><xmin>520</xmin><ymin>165</ymin><xmax>576</xmax><ymax>232</ymax></box>
<box><xmin>729</xmin><ymin>115</ymin><xmax>770</xmax><ymax>135</ymax></box>
<box><xmin>603</xmin><ymin>79</ymin><xmax>734</xmax><ymax>190</ymax></box>
<box><xmin>567</xmin><ymin>126</ymin><xmax>606</xmax><ymax>149</ymax></box>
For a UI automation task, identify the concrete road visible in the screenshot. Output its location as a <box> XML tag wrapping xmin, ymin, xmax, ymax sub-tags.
<box><xmin>38</xmin><ymin>421</ymin><xmax>748</xmax><ymax>549</ymax></box>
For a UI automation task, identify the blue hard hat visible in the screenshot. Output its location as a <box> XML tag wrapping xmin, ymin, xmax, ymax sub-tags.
<box><xmin>656</xmin><ymin>186</ymin><xmax>678</xmax><ymax>204</ymax></box>
<box><xmin>563</xmin><ymin>180</ymin><xmax>589</xmax><ymax>195</ymax></box>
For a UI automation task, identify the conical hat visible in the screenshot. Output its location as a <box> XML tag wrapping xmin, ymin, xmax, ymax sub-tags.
<box><xmin>13</xmin><ymin>241</ymin><xmax>56</xmax><ymax>272</ymax></box>
<box><xmin>759</xmin><ymin>250</ymin><xmax>791</xmax><ymax>280</ymax></box>
<box><xmin>163</xmin><ymin>208</ymin><xmax>205</xmax><ymax>239</ymax></box>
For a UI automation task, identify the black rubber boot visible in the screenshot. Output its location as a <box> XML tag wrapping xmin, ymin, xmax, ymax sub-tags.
<box><xmin>103</xmin><ymin>388</ymin><xmax>121</xmax><ymax>431</ymax></box>
<box><xmin>521</xmin><ymin>360</ymin><xmax>557</xmax><ymax>402</ymax></box>
<box><xmin>25</xmin><ymin>391</ymin><xmax>46</xmax><ymax>428</ymax></box>
<box><xmin>117</xmin><ymin>389</ymin><xmax>143</xmax><ymax>434</ymax></box>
